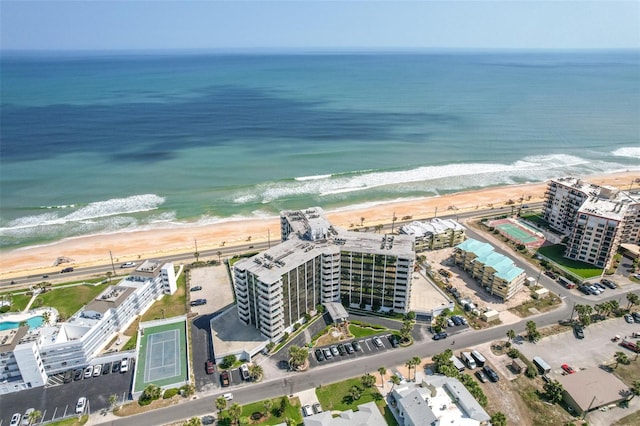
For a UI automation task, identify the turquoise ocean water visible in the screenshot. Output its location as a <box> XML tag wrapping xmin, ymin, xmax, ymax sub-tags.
<box><xmin>1</xmin><ymin>50</ymin><xmax>639</xmax><ymax>249</ymax></box>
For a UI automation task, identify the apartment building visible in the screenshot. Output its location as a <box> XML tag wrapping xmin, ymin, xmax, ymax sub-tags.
<box><xmin>0</xmin><ymin>261</ymin><xmax>176</xmax><ymax>394</ymax></box>
<box><xmin>234</xmin><ymin>207</ymin><xmax>415</xmax><ymax>341</ymax></box>
<box><xmin>454</xmin><ymin>238</ymin><xmax>526</xmax><ymax>301</ymax></box>
<box><xmin>543</xmin><ymin>177</ymin><xmax>640</xmax><ymax>268</ymax></box>
<box><xmin>399</xmin><ymin>218</ymin><xmax>466</xmax><ymax>251</ymax></box>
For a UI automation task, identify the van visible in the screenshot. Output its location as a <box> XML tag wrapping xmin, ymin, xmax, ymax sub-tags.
<box><xmin>533</xmin><ymin>356</ymin><xmax>551</xmax><ymax>374</ymax></box>
<box><xmin>471</xmin><ymin>350</ymin><xmax>486</xmax><ymax>367</ymax></box>
<box><xmin>461</xmin><ymin>352</ymin><xmax>477</xmax><ymax>369</ymax></box>
<box><xmin>450</xmin><ymin>355</ymin><xmax>466</xmax><ymax>372</ymax></box>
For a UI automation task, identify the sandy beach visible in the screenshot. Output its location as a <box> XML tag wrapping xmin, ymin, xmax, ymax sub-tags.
<box><xmin>1</xmin><ymin>171</ymin><xmax>638</xmax><ymax>278</ymax></box>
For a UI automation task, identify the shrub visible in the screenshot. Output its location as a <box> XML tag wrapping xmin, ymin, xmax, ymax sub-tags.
<box><xmin>507</xmin><ymin>348</ymin><xmax>520</xmax><ymax>358</ymax></box>
<box><xmin>163</xmin><ymin>388</ymin><xmax>179</xmax><ymax>399</ymax></box>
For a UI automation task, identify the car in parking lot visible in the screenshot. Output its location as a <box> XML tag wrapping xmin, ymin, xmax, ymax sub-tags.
<box><xmin>206</xmin><ymin>360</ymin><xmax>215</xmax><ymax>374</ymax></box>
<box><xmin>190</xmin><ymin>298</ymin><xmax>207</xmax><ymax>306</ymax></box>
<box><xmin>577</xmin><ymin>285</ymin><xmax>590</xmax><ymax>295</ymax></box>
<box><xmin>330</xmin><ymin>346</ymin><xmax>339</xmax><ymax>356</ymax></box>
<box><xmin>201</xmin><ymin>415</ymin><xmax>215</xmax><ymax>425</ymax></box>
<box><xmin>190</xmin><ymin>286</ymin><xmax>202</xmax><ymax>291</ymax></box>
<box><xmin>475</xmin><ymin>370</ymin><xmax>488</xmax><ymax>383</ymax></box>
<box><xmin>75</xmin><ymin>397</ymin><xmax>87</xmax><ymax>414</ymax></box>
<box><xmin>344</xmin><ymin>342</ymin><xmax>354</xmax><ymax>354</ymax></box>
<box><xmin>574</xmin><ymin>324</ymin><xmax>585</xmax><ymax>339</ymax></box>
<box><xmin>352</xmin><ymin>341</ymin><xmax>362</xmax><ymax>351</ymax></box>
<box><xmin>240</xmin><ymin>364</ymin><xmax>250</xmax><ymax>380</ymax></box>
<box><xmin>588</xmin><ymin>286</ymin><xmax>601</xmax><ymax>295</ymax></box>
<box><xmin>594</xmin><ymin>282</ymin><xmax>606</xmax><ymax>291</ymax></box>
<box><xmin>63</xmin><ymin>370</ymin><xmax>73</xmax><ymax>383</ymax></box>
<box><xmin>120</xmin><ymin>358</ymin><xmax>129</xmax><ymax>373</ymax></box>
<box><xmin>315</xmin><ymin>349</ymin><xmax>325</xmax><ymax>361</ymax></box>
<box><xmin>632</xmin><ymin>312</ymin><xmax>640</xmax><ymax>323</ymax></box>
<box><xmin>544</xmin><ymin>271</ymin><xmax>558</xmax><ymax>279</ymax></box>
<box><xmin>561</xmin><ymin>364</ymin><xmax>576</xmax><ymax>374</ymax></box>
<box><xmin>220</xmin><ymin>370</ymin><xmax>230</xmax><ymax>387</ymax></box>
<box><xmin>601</xmin><ymin>278</ymin><xmax>617</xmax><ymax>289</ymax></box>
<box><xmin>84</xmin><ymin>365</ymin><xmax>93</xmax><ymax>378</ymax></box>
<box><xmin>74</xmin><ymin>368</ymin><xmax>83</xmax><ymax>381</ymax></box>
<box><xmin>10</xmin><ymin>413</ymin><xmax>21</xmax><ymax>426</ymax></box>
<box><xmin>103</xmin><ymin>362</ymin><xmax>111</xmax><ymax>374</ymax></box>
<box><xmin>447</xmin><ymin>318</ymin><xmax>455</xmax><ymax>327</ymax></box>
<box><xmin>451</xmin><ymin>316</ymin><xmax>462</xmax><ymax>326</ymax></box>
<box><xmin>373</xmin><ymin>337</ymin><xmax>383</xmax><ymax>347</ymax></box>
<box><xmin>625</xmin><ymin>314</ymin><xmax>634</xmax><ymax>323</ymax></box>
<box><xmin>112</xmin><ymin>360</ymin><xmax>121</xmax><ymax>373</ymax></box>
<box><xmin>388</xmin><ymin>335</ymin><xmax>399</xmax><ymax>348</ymax></box>
<box><xmin>323</xmin><ymin>348</ymin><xmax>332</xmax><ymax>359</ymax></box>
<box><xmin>21</xmin><ymin>408</ymin><xmax>34</xmax><ymax>425</ymax></box>
<box><xmin>313</xmin><ymin>402</ymin><xmax>322</xmax><ymax>414</ymax></box>
<box><xmin>93</xmin><ymin>364</ymin><xmax>102</xmax><ymax>376</ymax></box>
<box><xmin>482</xmin><ymin>365</ymin><xmax>499</xmax><ymax>382</ymax></box>
<box><xmin>337</xmin><ymin>344</ymin><xmax>346</xmax><ymax>355</ymax></box>
<box><xmin>432</xmin><ymin>331</ymin><xmax>448</xmax><ymax>340</ymax></box>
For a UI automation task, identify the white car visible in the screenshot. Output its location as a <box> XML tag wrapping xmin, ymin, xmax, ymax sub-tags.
<box><xmin>84</xmin><ymin>365</ymin><xmax>93</xmax><ymax>378</ymax></box>
<box><xmin>10</xmin><ymin>413</ymin><xmax>21</xmax><ymax>426</ymax></box>
<box><xmin>120</xmin><ymin>262</ymin><xmax>136</xmax><ymax>268</ymax></box>
<box><xmin>22</xmin><ymin>408</ymin><xmax>34</xmax><ymax>425</ymax></box>
<box><xmin>120</xmin><ymin>358</ymin><xmax>129</xmax><ymax>373</ymax></box>
<box><xmin>93</xmin><ymin>364</ymin><xmax>102</xmax><ymax>376</ymax></box>
<box><xmin>75</xmin><ymin>397</ymin><xmax>87</xmax><ymax>414</ymax></box>
<box><xmin>223</xmin><ymin>392</ymin><xmax>234</xmax><ymax>401</ymax></box>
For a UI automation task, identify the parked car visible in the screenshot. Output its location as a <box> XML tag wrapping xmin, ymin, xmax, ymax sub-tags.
<box><xmin>84</xmin><ymin>365</ymin><xmax>93</xmax><ymax>378</ymax></box>
<box><xmin>120</xmin><ymin>358</ymin><xmax>129</xmax><ymax>373</ymax></box>
<box><xmin>594</xmin><ymin>282</ymin><xmax>606</xmax><ymax>291</ymax></box>
<box><xmin>475</xmin><ymin>370</ymin><xmax>488</xmax><ymax>383</ymax></box>
<box><xmin>315</xmin><ymin>349</ymin><xmax>325</xmax><ymax>361</ymax></box>
<box><xmin>73</xmin><ymin>368</ymin><xmax>83</xmax><ymax>381</ymax></box>
<box><xmin>21</xmin><ymin>408</ymin><xmax>34</xmax><ymax>426</ymax></box>
<box><xmin>544</xmin><ymin>271</ymin><xmax>558</xmax><ymax>280</ymax></box>
<box><xmin>577</xmin><ymin>285</ymin><xmax>590</xmax><ymax>295</ymax></box>
<box><xmin>75</xmin><ymin>397</ymin><xmax>87</xmax><ymax>414</ymax></box>
<box><xmin>112</xmin><ymin>360</ymin><xmax>121</xmax><ymax>373</ymax></box>
<box><xmin>323</xmin><ymin>348</ymin><xmax>332</xmax><ymax>359</ymax></box>
<box><xmin>103</xmin><ymin>362</ymin><xmax>112</xmax><ymax>374</ymax></box>
<box><xmin>302</xmin><ymin>404</ymin><xmax>313</xmax><ymax>417</ymax></box>
<box><xmin>447</xmin><ymin>318</ymin><xmax>455</xmax><ymax>327</ymax></box>
<box><xmin>352</xmin><ymin>341</ymin><xmax>362</xmax><ymax>352</ymax></box>
<box><xmin>373</xmin><ymin>337</ymin><xmax>383</xmax><ymax>347</ymax></box>
<box><xmin>451</xmin><ymin>316</ymin><xmax>462</xmax><ymax>326</ymax></box>
<box><xmin>190</xmin><ymin>286</ymin><xmax>202</xmax><ymax>291</ymax></box>
<box><xmin>220</xmin><ymin>370</ymin><xmax>230</xmax><ymax>387</ymax></box>
<box><xmin>190</xmin><ymin>298</ymin><xmax>207</xmax><ymax>306</ymax></box>
<box><xmin>330</xmin><ymin>346</ymin><xmax>339</xmax><ymax>356</ymax></box>
<box><xmin>632</xmin><ymin>312</ymin><xmax>640</xmax><ymax>323</ymax></box>
<box><xmin>433</xmin><ymin>332</ymin><xmax>448</xmax><ymax>340</ymax></box>
<box><xmin>337</xmin><ymin>344</ymin><xmax>346</xmax><ymax>355</ymax></box>
<box><xmin>588</xmin><ymin>286</ymin><xmax>600</xmax><ymax>295</ymax></box>
<box><xmin>574</xmin><ymin>324</ymin><xmax>585</xmax><ymax>339</ymax></box>
<box><xmin>63</xmin><ymin>370</ymin><xmax>73</xmax><ymax>383</ymax></box>
<box><xmin>313</xmin><ymin>402</ymin><xmax>322</xmax><ymax>414</ymax></box>
<box><xmin>561</xmin><ymin>364</ymin><xmax>576</xmax><ymax>374</ymax></box>
<box><xmin>93</xmin><ymin>364</ymin><xmax>102</xmax><ymax>376</ymax></box>
<box><xmin>344</xmin><ymin>342</ymin><xmax>354</xmax><ymax>354</ymax></box>
<box><xmin>10</xmin><ymin>413</ymin><xmax>21</xmax><ymax>426</ymax></box>
<box><xmin>483</xmin><ymin>365</ymin><xmax>499</xmax><ymax>382</ymax></box>
<box><xmin>620</xmin><ymin>340</ymin><xmax>640</xmax><ymax>353</ymax></box>
<box><xmin>201</xmin><ymin>415</ymin><xmax>215</xmax><ymax>425</ymax></box>
<box><xmin>601</xmin><ymin>278</ymin><xmax>617</xmax><ymax>289</ymax></box>
<box><xmin>388</xmin><ymin>335</ymin><xmax>399</xmax><ymax>348</ymax></box>
<box><xmin>240</xmin><ymin>364</ymin><xmax>250</xmax><ymax>380</ymax></box>
<box><xmin>206</xmin><ymin>360</ymin><xmax>215</xmax><ymax>374</ymax></box>
<box><xmin>624</xmin><ymin>314</ymin><xmax>634</xmax><ymax>323</ymax></box>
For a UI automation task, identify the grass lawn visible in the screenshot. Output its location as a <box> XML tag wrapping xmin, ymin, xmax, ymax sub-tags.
<box><xmin>217</xmin><ymin>396</ymin><xmax>302</xmax><ymax>426</ymax></box>
<box><xmin>316</xmin><ymin>377</ymin><xmax>385</xmax><ymax>413</ymax></box>
<box><xmin>38</xmin><ymin>282</ymin><xmax>111</xmax><ymax>318</ymax></box>
<box><xmin>3</xmin><ymin>293</ymin><xmax>31</xmax><ymax>312</ymax></box>
<box><xmin>536</xmin><ymin>244</ymin><xmax>603</xmax><ymax>279</ymax></box>
<box><xmin>141</xmin><ymin>271</ymin><xmax>187</xmax><ymax>321</ymax></box>
<box><xmin>349</xmin><ymin>324</ymin><xmax>388</xmax><ymax>339</ymax></box>
<box><xmin>46</xmin><ymin>416</ymin><xmax>89</xmax><ymax>426</ymax></box>
<box><xmin>509</xmin><ymin>293</ymin><xmax>562</xmax><ymax>318</ymax></box>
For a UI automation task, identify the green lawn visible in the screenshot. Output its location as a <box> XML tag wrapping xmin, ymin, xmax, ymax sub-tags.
<box><xmin>316</xmin><ymin>377</ymin><xmax>385</xmax><ymax>412</ymax></box>
<box><xmin>536</xmin><ymin>244</ymin><xmax>603</xmax><ymax>279</ymax></box>
<box><xmin>349</xmin><ymin>324</ymin><xmax>388</xmax><ymax>339</ymax></box>
<box><xmin>38</xmin><ymin>282</ymin><xmax>111</xmax><ymax>318</ymax></box>
<box><xmin>2</xmin><ymin>293</ymin><xmax>31</xmax><ymax>312</ymax></box>
<box><xmin>141</xmin><ymin>271</ymin><xmax>187</xmax><ymax>321</ymax></box>
<box><xmin>217</xmin><ymin>397</ymin><xmax>303</xmax><ymax>426</ymax></box>
<box><xmin>520</xmin><ymin>212</ymin><xmax>545</xmax><ymax>225</ymax></box>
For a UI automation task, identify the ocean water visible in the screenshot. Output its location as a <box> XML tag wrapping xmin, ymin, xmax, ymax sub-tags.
<box><xmin>1</xmin><ymin>50</ymin><xmax>639</xmax><ymax>249</ymax></box>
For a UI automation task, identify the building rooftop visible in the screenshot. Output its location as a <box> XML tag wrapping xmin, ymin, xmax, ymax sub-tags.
<box><xmin>556</xmin><ymin>368</ymin><xmax>630</xmax><ymax>412</ymax></box>
<box><xmin>303</xmin><ymin>401</ymin><xmax>386</xmax><ymax>426</ymax></box>
<box><xmin>458</xmin><ymin>238</ymin><xmax>524</xmax><ymax>282</ymax></box>
<box><xmin>400</xmin><ymin>218</ymin><xmax>465</xmax><ymax>237</ymax></box>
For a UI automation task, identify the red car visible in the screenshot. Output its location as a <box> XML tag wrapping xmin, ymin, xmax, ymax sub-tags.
<box><xmin>206</xmin><ymin>360</ymin><xmax>215</xmax><ymax>375</ymax></box>
<box><xmin>561</xmin><ymin>364</ymin><xmax>576</xmax><ymax>374</ymax></box>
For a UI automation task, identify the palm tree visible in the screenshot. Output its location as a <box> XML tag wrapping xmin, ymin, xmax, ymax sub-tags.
<box><xmin>228</xmin><ymin>402</ymin><xmax>242</xmax><ymax>425</ymax></box>
<box><xmin>349</xmin><ymin>385</ymin><xmax>362</xmax><ymax>401</ymax></box>
<box><xmin>217</xmin><ymin>251</ymin><xmax>222</xmax><ymax>264</ymax></box>
<box><xmin>106</xmin><ymin>271</ymin><xmax>113</xmax><ymax>282</ymax></box>
<box><xmin>42</xmin><ymin>310</ymin><xmax>51</xmax><ymax>326</ymax></box>
<box><xmin>405</xmin><ymin>359</ymin><xmax>413</xmax><ymax>382</ymax></box>
<box><xmin>378</xmin><ymin>367</ymin><xmax>386</xmax><ymax>387</ymax></box>
<box><xmin>506</xmin><ymin>329</ymin><xmax>516</xmax><ymax>344</ymax></box>
<box><xmin>526</xmin><ymin>320</ymin><xmax>540</xmax><ymax>342</ymax></box>
<box><xmin>108</xmin><ymin>394</ymin><xmax>118</xmax><ymax>411</ymax></box>
<box><xmin>389</xmin><ymin>374</ymin><xmax>401</xmax><ymax>392</ymax></box>
<box><xmin>409</xmin><ymin>356</ymin><xmax>421</xmax><ymax>381</ymax></box>
<box><xmin>361</xmin><ymin>373</ymin><xmax>376</xmax><ymax>388</ymax></box>
<box><xmin>609</xmin><ymin>300</ymin><xmax>620</xmax><ymax>316</ymax></box>
<box><xmin>543</xmin><ymin>380</ymin><xmax>564</xmax><ymax>403</ymax></box>
<box><xmin>249</xmin><ymin>364</ymin><xmax>263</xmax><ymax>381</ymax></box>
<box><xmin>627</xmin><ymin>293</ymin><xmax>639</xmax><ymax>310</ymax></box>
<box><xmin>28</xmin><ymin>410</ymin><xmax>42</xmax><ymax>424</ymax></box>
<box><xmin>614</xmin><ymin>351</ymin><xmax>629</xmax><ymax>368</ymax></box>
<box><xmin>215</xmin><ymin>396</ymin><xmax>227</xmax><ymax>413</ymax></box>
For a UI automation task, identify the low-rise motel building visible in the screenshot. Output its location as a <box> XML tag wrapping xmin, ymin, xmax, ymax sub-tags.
<box><xmin>399</xmin><ymin>218</ymin><xmax>466</xmax><ymax>251</ymax></box>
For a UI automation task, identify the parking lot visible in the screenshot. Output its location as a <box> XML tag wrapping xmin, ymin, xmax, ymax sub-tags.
<box><xmin>309</xmin><ymin>333</ymin><xmax>400</xmax><ymax>368</ymax></box>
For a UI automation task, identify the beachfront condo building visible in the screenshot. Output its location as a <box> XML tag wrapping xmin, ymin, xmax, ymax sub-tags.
<box><xmin>233</xmin><ymin>207</ymin><xmax>415</xmax><ymax>341</ymax></box>
<box><xmin>399</xmin><ymin>218</ymin><xmax>466</xmax><ymax>251</ymax></box>
<box><xmin>543</xmin><ymin>177</ymin><xmax>640</xmax><ymax>269</ymax></box>
<box><xmin>454</xmin><ymin>238</ymin><xmax>526</xmax><ymax>301</ymax></box>
<box><xmin>0</xmin><ymin>261</ymin><xmax>176</xmax><ymax>395</ymax></box>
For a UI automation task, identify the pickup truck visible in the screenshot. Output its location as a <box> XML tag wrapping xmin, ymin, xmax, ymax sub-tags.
<box><xmin>220</xmin><ymin>370</ymin><xmax>230</xmax><ymax>387</ymax></box>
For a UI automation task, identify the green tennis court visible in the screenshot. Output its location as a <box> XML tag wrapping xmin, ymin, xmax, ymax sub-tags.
<box><xmin>134</xmin><ymin>319</ymin><xmax>188</xmax><ymax>393</ymax></box>
<box><xmin>495</xmin><ymin>222</ymin><xmax>538</xmax><ymax>243</ymax></box>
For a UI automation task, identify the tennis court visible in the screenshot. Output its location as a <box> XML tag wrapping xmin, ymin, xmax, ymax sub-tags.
<box><xmin>488</xmin><ymin>218</ymin><xmax>545</xmax><ymax>248</ymax></box>
<box><xmin>134</xmin><ymin>318</ymin><xmax>189</xmax><ymax>393</ymax></box>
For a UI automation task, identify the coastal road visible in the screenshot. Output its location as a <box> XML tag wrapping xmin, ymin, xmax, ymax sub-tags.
<box><xmin>0</xmin><ymin>203</ymin><xmax>541</xmax><ymax>289</ymax></box>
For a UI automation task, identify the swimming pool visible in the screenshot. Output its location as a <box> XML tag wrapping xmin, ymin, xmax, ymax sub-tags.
<box><xmin>0</xmin><ymin>315</ymin><xmax>45</xmax><ymax>331</ymax></box>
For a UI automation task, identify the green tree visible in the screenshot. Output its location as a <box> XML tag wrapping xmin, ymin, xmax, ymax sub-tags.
<box><xmin>181</xmin><ymin>383</ymin><xmax>195</xmax><ymax>397</ymax></box>
<box><xmin>543</xmin><ymin>380</ymin><xmax>564</xmax><ymax>404</ymax></box>
<box><xmin>42</xmin><ymin>310</ymin><xmax>51</xmax><ymax>326</ymax></box>
<box><xmin>216</xmin><ymin>396</ymin><xmax>227</xmax><ymax>413</ymax></box>
<box><xmin>627</xmin><ymin>293</ymin><xmax>639</xmax><ymax>310</ymax></box>
<box><xmin>28</xmin><ymin>410</ymin><xmax>42</xmax><ymax>425</ymax></box>
<box><xmin>348</xmin><ymin>385</ymin><xmax>362</xmax><ymax>401</ymax></box>
<box><xmin>389</xmin><ymin>374</ymin><xmax>401</xmax><ymax>391</ymax></box>
<box><xmin>140</xmin><ymin>384</ymin><xmax>162</xmax><ymax>405</ymax></box>
<box><xmin>263</xmin><ymin>399</ymin><xmax>273</xmax><ymax>416</ymax></box>
<box><xmin>526</xmin><ymin>320</ymin><xmax>540</xmax><ymax>342</ymax></box>
<box><xmin>108</xmin><ymin>394</ymin><xmax>118</xmax><ymax>411</ymax></box>
<box><xmin>405</xmin><ymin>311</ymin><xmax>416</xmax><ymax>321</ymax></box>
<box><xmin>631</xmin><ymin>380</ymin><xmax>640</xmax><ymax>396</ymax></box>
<box><xmin>609</xmin><ymin>299</ymin><xmax>620</xmax><ymax>315</ymax></box>
<box><xmin>406</xmin><ymin>356</ymin><xmax>421</xmax><ymax>381</ymax></box>
<box><xmin>434</xmin><ymin>315</ymin><xmax>448</xmax><ymax>332</ymax></box>
<box><xmin>361</xmin><ymin>373</ymin><xmax>376</xmax><ymax>388</ymax></box>
<box><xmin>615</xmin><ymin>351</ymin><xmax>630</xmax><ymax>368</ymax></box>
<box><xmin>221</xmin><ymin>354</ymin><xmax>237</xmax><ymax>369</ymax></box>
<box><xmin>490</xmin><ymin>412</ymin><xmax>507</xmax><ymax>426</ymax></box>
<box><xmin>575</xmin><ymin>304</ymin><xmax>593</xmax><ymax>326</ymax></box>
<box><xmin>506</xmin><ymin>329</ymin><xmax>516</xmax><ymax>344</ymax></box>
<box><xmin>183</xmin><ymin>417</ymin><xmax>201</xmax><ymax>426</ymax></box>
<box><xmin>377</xmin><ymin>366</ymin><xmax>386</xmax><ymax>387</ymax></box>
<box><xmin>228</xmin><ymin>402</ymin><xmax>242</xmax><ymax>425</ymax></box>
<box><xmin>278</xmin><ymin>396</ymin><xmax>289</xmax><ymax>416</ymax></box>
<box><xmin>288</xmin><ymin>345</ymin><xmax>308</xmax><ymax>369</ymax></box>
<box><xmin>249</xmin><ymin>364</ymin><xmax>263</xmax><ymax>381</ymax></box>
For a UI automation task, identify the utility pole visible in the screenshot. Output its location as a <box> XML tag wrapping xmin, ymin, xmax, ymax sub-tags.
<box><xmin>109</xmin><ymin>251</ymin><xmax>116</xmax><ymax>277</ymax></box>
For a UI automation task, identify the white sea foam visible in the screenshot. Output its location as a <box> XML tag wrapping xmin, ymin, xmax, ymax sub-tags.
<box><xmin>1</xmin><ymin>194</ymin><xmax>164</xmax><ymax>231</ymax></box>
<box><xmin>294</xmin><ymin>174</ymin><xmax>332</xmax><ymax>181</ymax></box>
<box><xmin>612</xmin><ymin>147</ymin><xmax>640</xmax><ymax>159</ymax></box>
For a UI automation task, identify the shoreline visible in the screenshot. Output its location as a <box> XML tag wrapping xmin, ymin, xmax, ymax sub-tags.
<box><xmin>1</xmin><ymin>171</ymin><xmax>638</xmax><ymax>277</ymax></box>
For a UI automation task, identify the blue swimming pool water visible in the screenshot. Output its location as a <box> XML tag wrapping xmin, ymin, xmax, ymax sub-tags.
<box><xmin>0</xmin><ymin>315</ymin><xmax>45</xmax><ymax>331</ymax></box>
